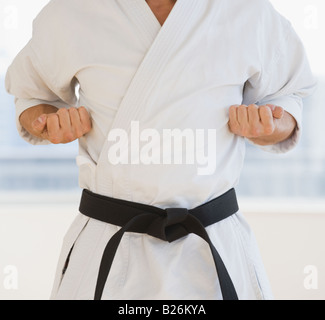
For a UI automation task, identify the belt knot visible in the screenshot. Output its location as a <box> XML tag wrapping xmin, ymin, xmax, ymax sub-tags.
<box><xmin>147</xmin><ymin>207</ymin><xmax>189</xmax><ymax>243</ymax></box>
<box><xmin>165</xmin><ymin>207</ymin><xmax>189</xmax><ymax>226</ymax></box>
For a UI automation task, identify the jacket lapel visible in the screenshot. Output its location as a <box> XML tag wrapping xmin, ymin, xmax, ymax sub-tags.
<box><xmin>96</xmin><ymin>0</ymin><xmax>205</xmax><ymax>196</ymax></box>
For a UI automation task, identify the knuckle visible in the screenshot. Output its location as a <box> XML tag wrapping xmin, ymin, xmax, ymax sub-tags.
<box><xmin>78</xmin><ymin>106</ymin><xmax>87</xmax><ymax>114</ymax></box>
<box><xmin>74</xmin><ymin>128</ymin><xmax>83</xmax><ymax>138</ymax></box>
<box><xmin>248</xmin><ymin>104</ymin><xmax>258</xmax><ymax>111</ymax></box>
<box><xmin>49</xmin><ymin>136</ymin><xmax>61</xmax><ymax>144</ymax></box>
<box><xmin>83</xmin><ymin>122</ymin><xmax>92</xmax><ymax>133</ymax></box>
<box><xmin>63</xmin><ymin>132</ymin><xmax>74</xmax><ymax>141</ymax></box>
<box><xmin>48</xmin><ymin>129</ymin><xmax>62</xmax><ymax>144</ymax></box>
<box><xmin>250</xmin><ymin>126</ymin><xmax>260</xmax><ymax>137</ymax></box>
<box><xmin>69</xmin><ymin>107</ymin><xmax>78</xmax><ymax>116</ymax></box>
<box><xmin>232</xmin><ymin>122</ymin><xmax>241</xmax><ymax>132</ymax></box>
<box><xmin>241</xmin><ymin>127</ymin><xmax>250</xmax><ymax>137</ymax></box>
<box><xmin>229</xmin><ymin>108</ymin><xmax>237</xmax><ymax>120</ymax></box>
<box><xmin>229</xmin><ymin>106</ymin><xmax>235</xmax><ymax>114</ymax></box>
<box><xmin>264</xmin><ymin>124</ymin><xmax>275</xmax><ymax>135</ymax></box>
<box><xmin>259</xmin><ymin>105</ymin><xmax>268</xmax><ymax>111</ymax></box>
<box><xmin>228</xmin><ymin>122</ymin><xmax>237</xmax><ymax>133</ymax></box>
<box><xmin>47</xmin><ymin>113</ymin><xmax>58</xmax><ymax>121</ymax></box>
<box><xmin>69</xmin><ymin>107</ymin><xmax>77</xmax><ymax>113</ymax></box>
<box><xmin>260</xmin><ymin>105</ymin><xmax>271</xmax><ymax>116</ymax></box>
<box><xmin>57</xmin><ymin>108</ymin><xmax>68</xmax><ymax>115</ymax></box>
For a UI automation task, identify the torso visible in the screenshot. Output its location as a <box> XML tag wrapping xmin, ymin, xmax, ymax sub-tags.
<box><xmin>145</xmin><ymin>0</ymin><xmax>177</xmax><ymax>26</ymax></box>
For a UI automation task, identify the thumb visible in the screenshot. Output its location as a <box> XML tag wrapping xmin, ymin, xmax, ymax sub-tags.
<box><xmin>266</xmin><ymin>104</ymin><xmax>284</xmax><ymax>120</ymax></box>
<box><xmin>32</xmin><ymin>114</ymin><xmax>48</xmax><ymax>134</ymax></box>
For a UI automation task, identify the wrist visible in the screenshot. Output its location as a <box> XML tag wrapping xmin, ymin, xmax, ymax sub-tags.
<box><xmin>249</xmin><ymin>112</ymin><xmax>297</xmax><ymax>146</ymax></box>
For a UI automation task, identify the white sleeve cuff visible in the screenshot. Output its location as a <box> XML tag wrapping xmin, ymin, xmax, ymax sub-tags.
<box><xmin>15</xmin><ymin>98</ymin><xmax>69</xmax><ymax>145</ymax></box>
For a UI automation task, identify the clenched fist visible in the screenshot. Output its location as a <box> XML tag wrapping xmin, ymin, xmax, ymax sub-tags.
<box><xmin>228</xmin><ymin>104</ymin><xmax>284</xmax><ymax>139</ymax></box>
<box><xmin>20</xmin><ymin>105</ymin><xmax>92</xmax><ymax>144</ymax></box>
<box><xmin>32</xmin><ymin>107</ymin><xmax>92</xmax><ymax>144</ymax></box>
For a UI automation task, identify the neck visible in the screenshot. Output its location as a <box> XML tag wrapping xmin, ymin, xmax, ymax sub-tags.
<box><xmin>146</xmin><ymin>0</ymin><xmax>176</xmax><ymax>8</ymax></box>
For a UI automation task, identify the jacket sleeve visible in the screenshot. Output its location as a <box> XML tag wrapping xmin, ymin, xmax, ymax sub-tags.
<box><xmin>5</xmin><ymin>0</ymin><xmax>78</xmax><ymax>145</ymax></box>
<box><xmin>242</xmin><ymin>1</ymin><xmax>317</xmax><ymax>154</ymax></box>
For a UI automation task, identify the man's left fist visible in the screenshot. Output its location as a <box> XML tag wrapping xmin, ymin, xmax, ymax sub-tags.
<box><xmin>228</xmin><ymin>104</ymin><xmax>284</xmax><ymax>139</ymax></box>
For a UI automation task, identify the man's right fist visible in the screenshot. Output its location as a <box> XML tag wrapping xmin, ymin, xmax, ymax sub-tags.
<box><xmin>31</xmin><ymin>106</ymin><xmax>92</xmax><ymax>144</ymax></box>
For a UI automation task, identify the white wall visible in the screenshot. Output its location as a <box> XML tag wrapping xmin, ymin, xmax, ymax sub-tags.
<box><xmin>241</xmin><ymin>199</ymin><xmax>325</xmax><ymax>300</ymax></box>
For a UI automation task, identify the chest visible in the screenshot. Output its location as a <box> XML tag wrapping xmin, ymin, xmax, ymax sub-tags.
<box><xmin>73</xmin><ymin>1</ymin><xmax>259</xmax><ymax>111</ymax></box>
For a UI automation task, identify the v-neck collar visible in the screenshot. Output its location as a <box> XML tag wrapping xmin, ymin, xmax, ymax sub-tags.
<box><xmin>142</xmin><ymin>0</ymin><xmax>178</xmax><ymax>27</ymax></box>
<box><xmin>107</xmin><ymin>0</ymin><xmax>200</xmax><ymax>132</ymax></box>
<box><xmin>118</xmin><ymin>0</ymin><xmax>184</xmax><ymax>47</ymax></box>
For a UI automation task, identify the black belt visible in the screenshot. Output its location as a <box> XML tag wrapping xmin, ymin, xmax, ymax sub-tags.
<box><xmin>79</xmin><ymin>188</ymin><xmax>239</xmax><ymax>300</ymax></box>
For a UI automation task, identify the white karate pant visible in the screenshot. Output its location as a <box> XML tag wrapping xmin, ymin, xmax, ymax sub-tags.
<box><xmin>50</xmin><ymin>210</ymin><xmax>273</xmax><ymax>300</ymax></box>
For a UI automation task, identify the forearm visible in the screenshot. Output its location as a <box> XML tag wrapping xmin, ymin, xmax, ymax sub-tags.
<box><xmin>19</xmin><ymin>104</ymin><xmax>59</xmax><ymax>138</ymax></box>
<box><xmin>248</xmin><ymin>111</ymin><xmax>297</xmax><ymax>146</ymax></box>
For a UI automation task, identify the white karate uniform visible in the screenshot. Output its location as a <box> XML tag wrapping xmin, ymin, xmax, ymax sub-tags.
<box><xmin>5</xmin><ymin>0</ymin><xmax>316</xmax><ymax>300</ymax></box>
